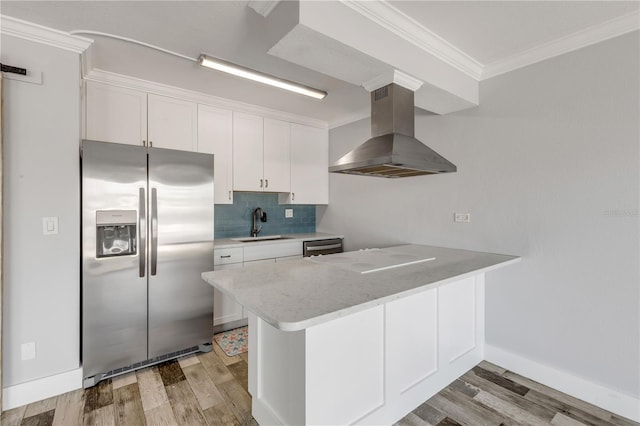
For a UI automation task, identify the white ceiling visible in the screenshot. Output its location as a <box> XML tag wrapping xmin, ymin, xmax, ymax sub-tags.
<box><xmin>1</xmin><ymin>1</ymin><xmax>638</xmax><ymax>126</ymax></box>
<box><xmin>390</xmin><ymin>1</ymin><xmax>639</xmax><ymax>65</ymax></box>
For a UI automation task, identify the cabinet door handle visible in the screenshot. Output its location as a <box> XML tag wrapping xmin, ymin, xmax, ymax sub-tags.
<box><xmin>265</xmin><ymin>179</ymin><xmax>269</xmax><ymax>188</ymax></box>
<box><xmin>228</xmin><ymin>190</ymin><xmax>232</xmax><ymax>200</ymax></box>
<box><xmin>142</xmin><ymin>140</ymin><xmax>147</xmax><ymax>147</ymax></box>
<box><xmin>260</xmin><ymin>179</ymin><xmax>263</xmax><ymax>188</ymax></box>
<box><xmin>149</xmin><ymin>141</ymin><xmax>153</xmax><ymax>148</ymax></box>
<box><xmin>220</xmin><ymin>255</ymin><xmax>231</xmax><ymax>258</ymax></box>
<box><xmin>292</xmin><ymin>192</ymin><xmax>295</xmax><ymax>201</ymax></box>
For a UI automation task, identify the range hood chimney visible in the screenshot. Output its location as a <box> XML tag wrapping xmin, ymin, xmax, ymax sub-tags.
<box><xmin>329</xmin><ymin>83</ymin><xmax>457</xmax><ymax>178</ymax></box>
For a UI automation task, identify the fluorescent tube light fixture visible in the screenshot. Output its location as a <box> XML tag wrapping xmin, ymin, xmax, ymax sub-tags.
<box><xmin>198</xmin><ymin>54</ymin><xmax>326</xmax><ymax>100</ymax></box>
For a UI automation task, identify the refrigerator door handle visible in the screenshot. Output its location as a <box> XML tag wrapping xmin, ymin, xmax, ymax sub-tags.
<box><xmin>151</xmin><ymin>188</ymin><xmax>158</xmax><ymax>276</ymax></box>
<box><xmin>139</xmin><ymin>187</ymin><xmax>146</xmax><ymax>277</ymax></box>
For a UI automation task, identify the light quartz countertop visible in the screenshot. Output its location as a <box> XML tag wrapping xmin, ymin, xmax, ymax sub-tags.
<box><xmin>214</xmin><ymin>232</ymin><xmax>343</xmax><ymax>249</ymax></box>
<box><xmin>202</xmin><ymin>244</ymin><xmax>519</xmax><ymax>331</ymax></box>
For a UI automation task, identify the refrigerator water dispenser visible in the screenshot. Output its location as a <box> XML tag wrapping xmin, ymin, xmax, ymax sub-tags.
<box><xmin>96</xmin><ymin>210</ymin><xmax>137</xmax><ymax>257</ymax></box>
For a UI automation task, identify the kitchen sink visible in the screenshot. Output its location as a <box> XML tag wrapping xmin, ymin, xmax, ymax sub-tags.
<box><xmin>230</xmin><ymin>235</ymin><xmax>294</xmax><ymax>243</ymax></box>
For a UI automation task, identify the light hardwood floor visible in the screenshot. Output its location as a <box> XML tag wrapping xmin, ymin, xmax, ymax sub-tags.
<box><xmin>2</xmin><ymin>342</ymin><xmax>637</xmax><ymax>426</ymax></box>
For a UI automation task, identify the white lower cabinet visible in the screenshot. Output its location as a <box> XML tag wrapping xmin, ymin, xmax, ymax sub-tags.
<box><xmin>249</xmin><ymin>274</ymin><xmax>485</xmax><ymax>425</ymax></box>
<box><xmin>214</xmin><ymin>242</ymin><xmax>303</xmax><ymax>325</ymax></box>
<box><xmin>275</xmin><ymin>255</ymin><xmax>303</xmax><ymax>263</ymax></box>
<box><xmin>213</xmin><ymin>263</ymin><xmax>244</xmax><ymax>326</ymax></box>
<box><xmin>243</xmin><ymin>258</ymin><xmax>275</xmax><ymax>268</ymax></box>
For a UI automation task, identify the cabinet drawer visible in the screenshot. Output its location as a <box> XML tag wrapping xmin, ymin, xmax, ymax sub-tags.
<box><xmin>275</xmin><ymin>255</ymin><xmax>303</xmax><ymax>263</ymax></box>
<box><xmin>214</xmin><ymin>247</ymin><xmax>243</xmax><ymax>266</ymax></box>
<box><xmin>244</xmin><ymin>241</ymin><xmax>302</xmax><ymax>262</ymax></box>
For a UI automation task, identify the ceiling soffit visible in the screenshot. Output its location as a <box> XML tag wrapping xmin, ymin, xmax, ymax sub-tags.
<box><xmin>267</xmin><ymin>1</ymin><xmax>479</xmax><ymax>115</ymax></box>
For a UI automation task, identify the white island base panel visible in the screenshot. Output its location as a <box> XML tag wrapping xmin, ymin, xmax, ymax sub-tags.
<box><xmin>248</xmin><ymin>274</ymin><xmax>485</xmax><ymax>425</ymax></box>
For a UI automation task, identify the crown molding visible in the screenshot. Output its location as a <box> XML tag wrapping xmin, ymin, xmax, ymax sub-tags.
<box><xmin>341</xmin><ymin>1</ymin><xmax>484</xmax><ymax>81</ymax></box>
<box><xmin>247</xmin><ymin>1</ymin><xmax>282</xmax><ymax>18</ymax></box>
<box><xmin>84</xmin><ymin>69</ymin><xmax>328</xmax><ymax>129</ymax></box>
<box><xmin>482</xmin><ymin>10</ymin><xmax>640</xmax><ymax>80</ymax></box>
<box><xmin>363</xmin><ymin>69</ymin><xmax>423</xmax><ymax>92</ymax></box>
<box><xmin>340</xmin><ymin>2</ymin><xmax>640</xmax><ymax>82</ymax></box>
<box><xmin>0</xmin><ymin>15</ymin><xmax>93</xmax><ymax>53</ymax></box>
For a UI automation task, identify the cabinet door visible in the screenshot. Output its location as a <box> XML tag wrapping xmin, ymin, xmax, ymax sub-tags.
<box><xmin>438</xmin><ymin>276</ymin><xmax>478</xmax><ymax>365</ymax></box>
<box><xmin>147</xmin><ymin>94</ymin><xmax>197</xmax><ymax>151</ymax></box>
<box><xmin>287</xmin><ymin>124</ymin><xmax>328</xmax><ymax>204</ymax></box>
<box><xmin>86</xmin><ymin>81</ymin><xmax>147</xmax><ymax>146</ymax></box>
<box><xmin>233</xmin><ymin>112</ymin><xmax>264</xmax><ymax>191</ymax></box>
<box><xmin>213</xmin><ymin>263</ymin><xmax>244</xmax><ymax>326</ymax></box>
<box><xmin>263</xmin><ymin>118</ymin><xmax>291</xmax><ymax>193</ymax></box>
<box><xmin>198</xmin><ymin>105</ymin><xmax>234</xmax><ymax>204</ymax></box>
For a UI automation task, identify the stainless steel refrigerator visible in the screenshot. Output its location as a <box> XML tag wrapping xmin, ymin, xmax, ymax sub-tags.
<box><xmin>81</xmin><ymin>140</ymin><xmax>214</xmax><ymax>387</ymax></box>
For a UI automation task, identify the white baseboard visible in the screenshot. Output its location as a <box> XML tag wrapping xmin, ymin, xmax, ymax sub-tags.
<box><xmin>485</xmin><ymin>344</ymin><xmax>640</xmax><ymax>423</ymax></box>
<box><xmin>2</xmin><ymin>367</ymin><xmax>83</xmax><ymax>411</ymax></box>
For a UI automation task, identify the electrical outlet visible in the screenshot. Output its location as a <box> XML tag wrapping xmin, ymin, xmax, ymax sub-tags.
<box><xmin>42</xmin><ymin>217</ymin><xmax>59</xmax><ymax>235</ymax></box>
<box><xmin>454</xmin><ymin>213</ymin><xmax>471</xmax><ymax>223</ymax></box>
<box><xmin>285</xmin><ymin>208</ymin><xmax>294</xmax><ymax>218</ymax></box>
<box><xmin>21</xmin><ymin>342</ymin><xmax>36</xmax><ymax>360</ymax></box>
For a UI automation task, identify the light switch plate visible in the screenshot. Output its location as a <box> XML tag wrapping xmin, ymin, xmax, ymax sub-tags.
<box><xmin>454</xmin><ymin>213</ymin><xmax>471</xmax><ymax>223</ymax></box>
<box><xmin>42</xmin><ymin>217</ymin><xmax>59</xmax><ymax>235</ymax></box>
<box><xmin>285</xmin><ymin>208</ymin><xmax>294</xmax><ymax>218</ymax></box>
<box><xmin>21</xmin><ymin>342</ymin><xmax>36</xmax><ymax>360</ymax></box>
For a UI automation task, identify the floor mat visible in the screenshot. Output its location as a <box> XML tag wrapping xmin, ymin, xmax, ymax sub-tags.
<box><xmin>213</xmin><ymin>326</ymin><xmax>248</xmax><ymax>357</ymax></box>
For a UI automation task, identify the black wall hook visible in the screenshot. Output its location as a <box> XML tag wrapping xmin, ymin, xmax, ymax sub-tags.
<box><xmin>1</xmin><ymin>63</ymin><xmax>27</xmax><ymax>75</ymax></box>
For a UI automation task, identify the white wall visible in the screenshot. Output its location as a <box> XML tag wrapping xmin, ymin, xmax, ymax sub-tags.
<box><xmin>2</xmin><ymin>35</ymin><xmax>81</xmax><ymax>387</ymax></box>
<box><xmin>318</xmin><ymin>31</ymin><xmax>639</xmax><ymax>406</ymax></box>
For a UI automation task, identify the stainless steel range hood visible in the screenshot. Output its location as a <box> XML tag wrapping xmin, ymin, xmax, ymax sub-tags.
<box><xmin>329</xmin><ymin>83</ymin><xmax>457</xmax><ymax>178</ymax></box>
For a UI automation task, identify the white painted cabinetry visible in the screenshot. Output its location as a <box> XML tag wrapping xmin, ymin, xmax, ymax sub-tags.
<box><xmin>233</xmin><ymin>113</ymin><xmax>291</xmax><ymax>193</ymax></box>
<box><xmin>86</xmin><ymin>81</ymin><xmax>147</xmax><ymax>146</ymax></box>
<box><xmin>86</xmin><ymin>82</ymin><xmax>197</xmax><ymax>152</ymax></box>
<box><xmin>233</xmin><ymin>112</ymin><xmax>263</xmax><ymax>191</ymax></box>
<box><xmin>279</xmin><ymin>124</ymin><xmax>328</xmax><ymax>205</ymax></box>
<box><xmin>213</xmin><ymin>247</ymin><xmax>244</xmax><ymax>326</ymax></box>
<box><xmin>249</xmin><ymin>275</ymin><xmax>485</xmax><ymax>425</ymax></box>
<box><xmin>197</xmin><ymin>105</ymin><xmax>234</xmax><ymax>204</ymax></box>
<box><xmin>147</xmin><ymin>94</ymin><xmax>197</xmax><ymax>151</ymax></box>
<box><xmin>86</xmin><ymin>80</ymin><xmax>327</xmax><ymax>203</ymax></box>
<box><xmin>213</xmin><ymin>263</ymin><xmax>245</xmax><ymax>326</ymax></box>
<box><xmin>214</xmin><ymin>241</ymin><xmax>303</xmax><ymax>326</ymax></box>
<box><xmin>262</xmin><ymin>118</ymin><xmax>291</xmax><ymax>192</ymax></box>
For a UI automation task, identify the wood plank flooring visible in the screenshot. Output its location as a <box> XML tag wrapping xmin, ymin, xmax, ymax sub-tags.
<box><xmin>395</xmin><ymin>362</ymin><xmax>638</xmax><ymax>426</ymax></box>
<box><xmin>2</xmin><ymin>349</ymin><xmax>637</xmax><ymax>426</ymax></box>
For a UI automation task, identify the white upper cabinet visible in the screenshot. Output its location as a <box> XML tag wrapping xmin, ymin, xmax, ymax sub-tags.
<box><xmin>280</xmin><ymin>124</ymin><xmax>328</xmax><ymax>205</ymax></box>
<box><xmin>198</xmin><ymin>105</ymin><xmax>234</xmax><ymax>204</ymax></box>
<box><xmin>233</xmin><ymin>113</ymin><xmax>291</xmax><ymax>193</ymax></box>
<box><xmin>263</xmin><ymin>118</ymin><xmax>291</xmax><ymax>193</ymax></box>
<box><xmin>86</xmin><ymin>80</ymin><xmax>327</xmax><ymax>203</ymax></box>
<box><xmin>86</xmin><ymin>82</ymin><xmax>197</xmax><ymax>152</ymax></box>
<box><xmin>86</xmin><ymin>81</ymin><xmax>147</xmax><ymax>146</ymax></box>
<box><xmin>233</xmin><ymin>112</ymin><xmax>264</xmax><ymax>191</ymax></box>
<box><xmin>147</xmin><ymin>94</ymin><xmax>197</xmax><ymax>151</ymax></box>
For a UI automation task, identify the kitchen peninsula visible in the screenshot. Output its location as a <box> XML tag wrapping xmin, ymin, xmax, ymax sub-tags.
<box><xmin>202</xmin><ymin>245</ymin><xmax>520</xmax><ymax>425</ymax></box>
